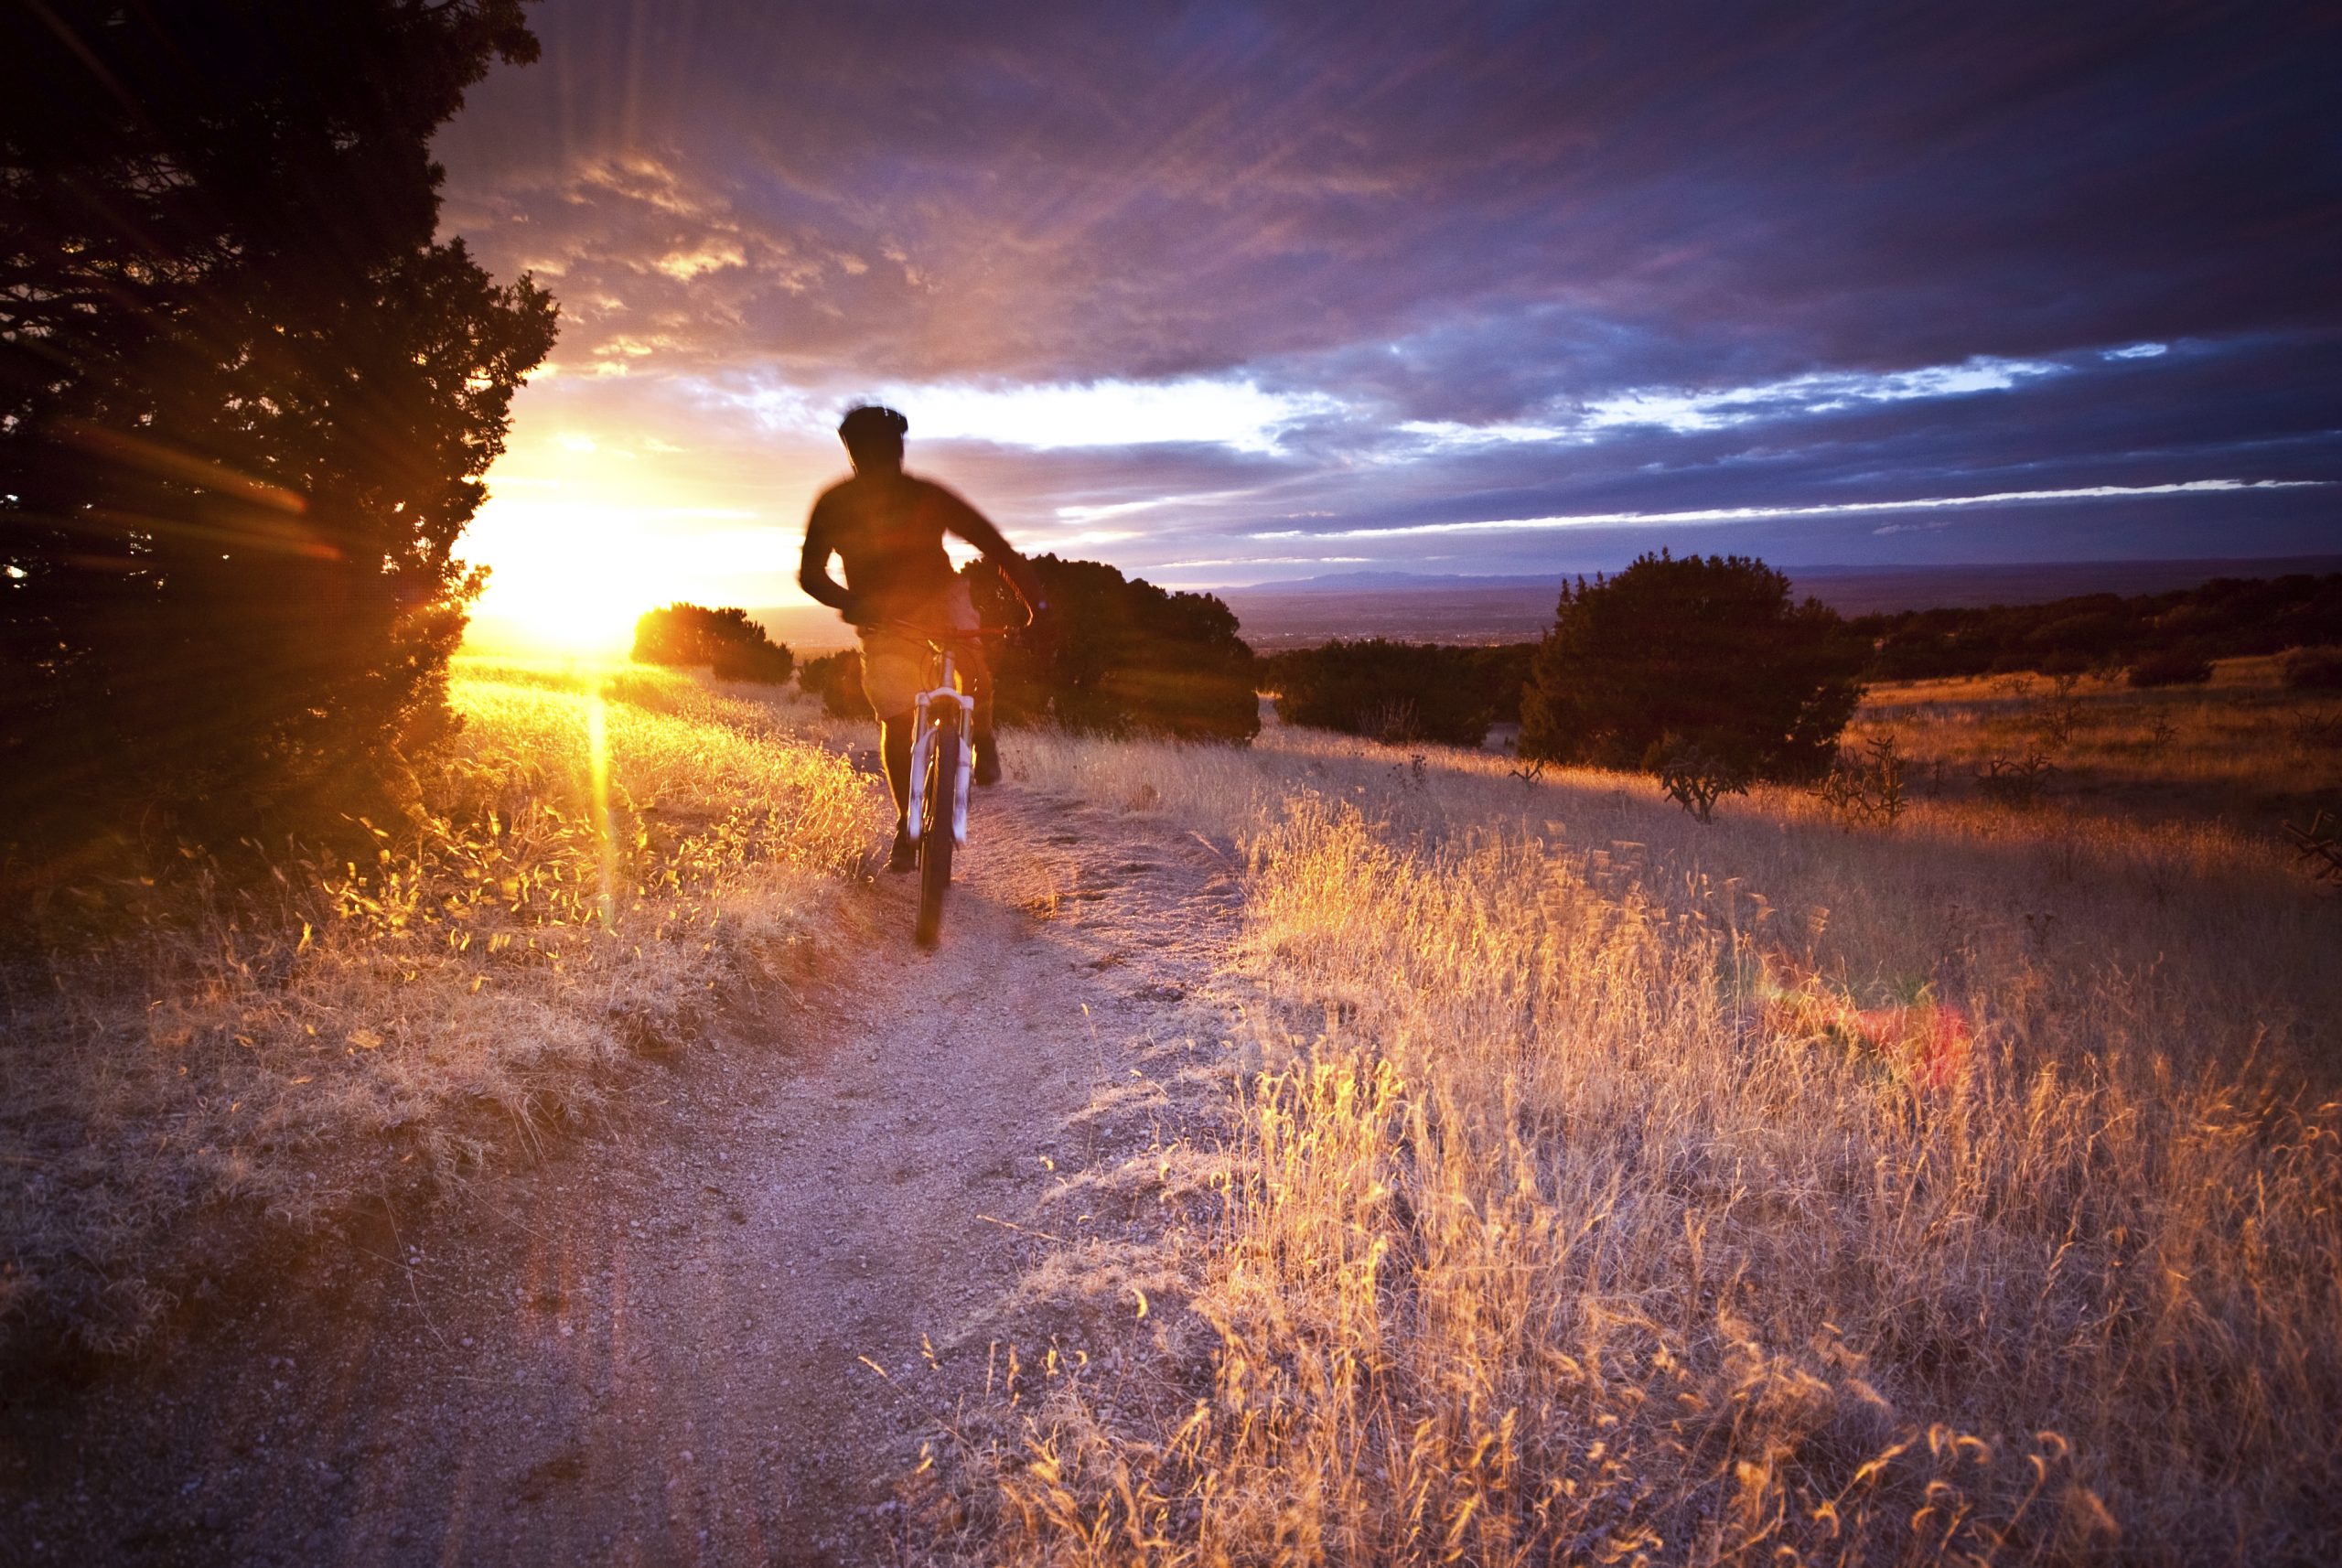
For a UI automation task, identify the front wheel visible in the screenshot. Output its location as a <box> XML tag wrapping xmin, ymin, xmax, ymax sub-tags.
<box><xmin>915</xmin><ymin>728</ymin><xmax>959</xmax><ymax>948</ymax></box>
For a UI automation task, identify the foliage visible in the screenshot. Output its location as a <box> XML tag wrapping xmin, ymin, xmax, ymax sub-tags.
<box><xmin>0</xmin><ymin>0</ymin><xmax>555</xmax><ymax>865</ymax></box>
<box><xmin>1856</xmin><ymin>573</ymin><xmax>2342</xmax><ymax>681</ymax></box>
<box><xmin>1520</xmin><ymin>551</ymin><xmax>1866</xmax><ymax>784</ymax></box>
<box><xmin>2283</xmin><ymin>647</ymin><xmax>2342</xmax><ymax>690</ymax></box>
<box><xmin>2128</xmin><ymin>648</ymin><xmax>2216</xmax><ymax>687</ymax></box>
<box><xmin>1262</xmin><ymin>639</ymin><xmax>1533</xmax><ymax>748</ymax></box>
<box><xmin>969</xmin><ymin>555</ymin><xmax>1258</xmax><ymax>742</ymax></box>
<box><xmin>797</xmin><ymin>650</ymin><xmax>867</xmax><ymax>717</ymax></box>
<box><xmin>632</xmin><ymin>603</ymin><xmax>795</xmax><ymax>684</ymax></box>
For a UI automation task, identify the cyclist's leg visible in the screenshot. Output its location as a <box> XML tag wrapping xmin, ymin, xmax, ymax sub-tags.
<box><xmin>879</xmin><ymin>709</ymin><xmax>917</xmax><ymax>868</ymax></box>
<box><xmin>965</xmin><ymin>645</ymin><xmax>1001</xmax><ymax>785</ymax></box>
<box><xmin>860</xmin><ymin>628</ymin><xmax>929</xmax><ymax>870</ymax></box>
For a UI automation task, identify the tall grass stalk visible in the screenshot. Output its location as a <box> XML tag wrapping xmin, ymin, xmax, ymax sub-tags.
<box><xmin>993</xmin><ymin>718</ymin><xmax>2342</xmax><ymax>1565</ymax></box>
<box><xmin>0</xmin><ymin>664</ymin><xmax>876</xmax><ymax>1356</ymax></box>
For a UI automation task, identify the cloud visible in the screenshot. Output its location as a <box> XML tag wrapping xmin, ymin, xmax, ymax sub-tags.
<box><xmin>1252</xmin><ymin>480</ymin><xmax>2331</xmax><ymax>541</ymax></box>
<box><xmin>431</xmin><ymin>2</ymin><xmax>2341</xmax><ymax>584</ymax></box>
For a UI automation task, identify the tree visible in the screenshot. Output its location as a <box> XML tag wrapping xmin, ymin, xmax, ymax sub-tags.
<box><xmin>1520</xmin><ymin>552</ymin><xmax>1866</xmax><ymax>783</ymax></box>
<box><xmin>1266</xmin><ymin>639</ymin><xmax>1516</xmax><ymax>747</ymax></box>
<box><xmin>632</xmin><ymin>604</ymin><xmax>795</xmax><ymax>684</ymax></box>
<box><xmin>798</xmin><ymin>650</ymin><xmax>867</xmax><ymax>717</ymax></box>
<box><xmin>968</xmin><ymin>556</ymin><xmax>1258</xmax><ymax>742</ymax></box>
<box><xmin>0</xmin><ymin>2</ymin><xmax>555</xmax><ymax>860</ymax></box>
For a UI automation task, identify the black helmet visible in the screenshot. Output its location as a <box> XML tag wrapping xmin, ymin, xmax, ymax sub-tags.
<box><xmin>838</xmin><ymin>404</ymin><xmax>908</xmax><ymax>442</ymax></box>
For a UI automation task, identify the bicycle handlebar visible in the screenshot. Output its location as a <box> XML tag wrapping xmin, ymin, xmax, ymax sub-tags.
<box><xmin>862</xmin><ymin>618</ymin><xmax>1026</xmax><ymax>648</ymax></box>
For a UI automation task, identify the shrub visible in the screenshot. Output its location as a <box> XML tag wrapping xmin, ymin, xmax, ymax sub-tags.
<box><xmin>798</xmin><ymin>650</ymin><xmax>867</xmax><ymax>717</ymax></box>
<box><xmin>0</xmin><ymin>3</ymin><xmax>554</xmax><ymax>866</ymax></box>
<box><xmin>1520</xmin><ymin>551</ymin><xmax>1866</xmax><ymax>783</ymax></box>
<box><xmin>2283</xmin><ymin>647</ymin><xmax>2342</xmax><ymax>690</ymax></box>
<box><xmin>1648</xmin><ymin>734</ymin><xmax>1748</xmax><ymax>823</ymax></box>
<box><xmin>632</xmin><ymin>604</ymin><xmax>795</xmax><ymax>684</ymax></box>
<box><xmin>2127</xmin><ymin>648</ymin><xmax>2215</xmax><ymax>687</ymax></box>
<box><xmin>972</xmin><ymin>556</ymin><xmax>1258</xmax><ymax>742</ymax></box>
<box><xmin>1268</xmin><ymin>639</ymin><xmax>1509</xmax><ymax>748</ymax></box>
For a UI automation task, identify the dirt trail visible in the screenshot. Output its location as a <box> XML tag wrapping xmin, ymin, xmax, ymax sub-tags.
<box><xmin>1</xmin><ymin>783</ymin><xmax>1245</xmax><ymax>1566</ymax></box>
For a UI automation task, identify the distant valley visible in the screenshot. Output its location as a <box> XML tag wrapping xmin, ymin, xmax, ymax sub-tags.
<box><xmin>750</xmin><ymin>553</ymin><xmax>2342</xmax><ymax>653</ymax></box>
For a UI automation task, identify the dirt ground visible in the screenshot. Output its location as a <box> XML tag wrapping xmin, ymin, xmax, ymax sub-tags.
<box><xmin>0</xmin><ymin>782</ymin><xmax>1246</xmax><ymax>1566</ymax></box>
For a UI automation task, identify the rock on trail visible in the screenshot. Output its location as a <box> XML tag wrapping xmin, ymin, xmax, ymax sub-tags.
<box><xmin>0</xmin><ymin>783</ymin><xmax>1245</xmax><ymax>1566</ymax></box>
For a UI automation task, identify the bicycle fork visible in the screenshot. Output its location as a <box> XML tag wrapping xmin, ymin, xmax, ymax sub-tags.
<box><xmin>904</xmin><ymin>681</ymin><xmax>974</xmax><ymax>846</ymax></box>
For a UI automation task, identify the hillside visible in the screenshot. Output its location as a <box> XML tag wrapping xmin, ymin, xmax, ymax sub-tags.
<box><xmin>12</xmin><ymin>669</ymin><xmax>2339</xmax><ymax>1563</ymax></box>
<box><xmin>1212</xmin><ymin>555</ymin><xmax>2342</xmax><ymax>649</ymax></box>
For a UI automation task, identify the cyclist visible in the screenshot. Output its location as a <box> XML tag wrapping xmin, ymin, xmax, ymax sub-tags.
<box><xmin>799</xmin><ymin>404</ymin><xmax>1046</xmax><ymax>871</ymax></box>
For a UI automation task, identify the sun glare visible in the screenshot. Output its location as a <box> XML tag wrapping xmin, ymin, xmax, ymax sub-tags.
<box><xmin>465</xmin><ymin>510</ymin><xmax>649</xmax><ymax>657</ymax></box>
<box><xmin>457</xmin><ymin>420</ymin><xmax>815</xmax><ymax>658</ymax></box>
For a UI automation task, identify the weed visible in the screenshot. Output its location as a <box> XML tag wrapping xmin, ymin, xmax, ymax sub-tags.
<box><xmin>1814</xmin><ymin>731</ymin><xmax>1908</xmax><ymax>827</ymax></box>
<box><xmin>1977</xmin><ymin>747</ymin><xmax>2059</xmax><ymax>809</ymax></box>
<box><xmin>1651</xmin><ymin>736</ymin><xmax>1747</xmax><ymax>823</ymax></box>
<box><xmin>2284</xmin><ymin>809</ymin><xmax>2342</xmax><ymax>887</ymax></box>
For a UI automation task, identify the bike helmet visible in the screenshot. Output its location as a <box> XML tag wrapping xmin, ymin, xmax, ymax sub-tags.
<box><xmin>837</xmin><ymin>403</ymin><xmax>908</xmax><ymax>441</ymax></box>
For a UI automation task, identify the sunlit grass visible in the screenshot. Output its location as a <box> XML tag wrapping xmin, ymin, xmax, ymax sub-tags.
<box><xmin>972</xmin><ymin>690</ymin><xmax>2342</xmax><ymax>1564</ymax></box>
<box><xmin>0</xmin><ymin>662</ymin><xmax>879</xmax><ymax>1356</ymax></box>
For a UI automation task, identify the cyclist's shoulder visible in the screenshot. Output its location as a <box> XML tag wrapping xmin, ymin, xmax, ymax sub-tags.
<box><xmin>892</xmin><ymin>470</ymin><xmax>958</xmax><ymax>501</ymax></box>
<box><xmin>899</xmin><ymin>471</ymin><xmax>987</xmax><ymax>523</ymax></box>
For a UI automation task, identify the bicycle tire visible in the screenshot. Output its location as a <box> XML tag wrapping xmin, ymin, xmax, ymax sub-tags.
<box><xmin>915</xmin><ymin>728</ymin><xmax>959</xmax><ymax>948</ymax></box>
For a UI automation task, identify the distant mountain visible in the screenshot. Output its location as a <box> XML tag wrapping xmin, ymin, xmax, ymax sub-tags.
<box><xmin>1230</xmin><ymin>570</ymin><xmax>1551</xmax><ymax>594</ymax></box>
<box><xmin>1219</xmin><ymin>555</ymin><xmax>2342</xmax><ymax>648</ymax></box>
<box><xmin>749</xmin><ymin>555</ymin><xmax>2342</xmax><ymax>654</ymax></box>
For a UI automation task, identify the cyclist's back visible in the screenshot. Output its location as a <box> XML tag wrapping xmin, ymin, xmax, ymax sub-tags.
<box><xmin>803</xmin><ymin>469</ymin><xmax>986</xmax><ymax>628</ymax></box>
<box><xmin>799</xmin><ymin>404</ymin><xmax>1045</xmax><ymax>871</ymax></box>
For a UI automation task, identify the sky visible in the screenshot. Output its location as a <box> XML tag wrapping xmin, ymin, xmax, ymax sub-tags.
<box><xmin>433</xmin><ymin>1</ymin><xmax>2342</xmax><ymax>650</ymax></box>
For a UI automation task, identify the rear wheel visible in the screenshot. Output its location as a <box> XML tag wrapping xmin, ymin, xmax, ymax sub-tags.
<box><xmin>915</xmin><ymin>727</ymin><xmax>959</xmax><ymax>948</ymax></box>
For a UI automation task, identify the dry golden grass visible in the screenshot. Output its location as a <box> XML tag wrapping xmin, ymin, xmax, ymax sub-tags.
<box><xmin>979</xmin><ymin>716</ymin><xmax>2342</xmax><ymax>1565</ymax></box>
<box><xmin>0</xmin><ymin>660</ymin><xmax>877</xmax><ymax>1357</ymax></box>
<box><xmin>1848</xmin><ymin>655</ymin><xmax>2342</xmax><ymax>832</ymax></box>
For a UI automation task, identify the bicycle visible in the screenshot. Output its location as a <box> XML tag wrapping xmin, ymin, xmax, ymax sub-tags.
<box><xmin>887</xmin><ymin>619</ymin><xmax>1013</xmax><ymax>948</ymax></box>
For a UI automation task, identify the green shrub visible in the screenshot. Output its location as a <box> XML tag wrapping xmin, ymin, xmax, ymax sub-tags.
<box><xmin>798</xmin><ymin>650</ymin><xmax>867</xmax><ymax>717</ymax></box>
<box><xmin>1</xmin><ymin>2</ymin><xmax>554</xmax><ymax>865</ymax></box>
<box><xmin>2282</xmin><ymin>647</ymin><xmax>2342</xmax><ymax>690</ymax></box>
<box><xmin>2126</xmin><ymin>649</ymin><xmax>2215</xmax><ymax>688</ymax></box>
<box><xmin>1520</xmin><ymin>552</ymin><xmax>1866</xmax><ymax>783</ymax></box>
<box><xmin>972</xmin><ymin>556</ymin><xmax>1258</xmax><ymax>743</ymax></box>
<box><xmin>1268</xmin><ymin>639</ymin><xmax>1509</xmax><ymax>747</ymax></box>
<box><xmin>633</xmin><ymin>604</ymin><xmax>794</xmax><ymax>685</ymax></box>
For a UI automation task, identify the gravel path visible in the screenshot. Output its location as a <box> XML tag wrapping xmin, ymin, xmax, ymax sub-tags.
<box><xmin>0</xmin><ymin>781</ymin><xmax>1244</xmax><ymax>1566</ymax></box>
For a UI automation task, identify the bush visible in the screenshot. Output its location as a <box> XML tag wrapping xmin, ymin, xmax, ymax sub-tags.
<box><xmin>972</xmin><ymin>556</ymin><xmax>1258</xmax><ymax>742</ymax></box>
<box><xmin>633</xmin><ymin>604</ymin><xmax>794</xmax><ymax>685</ymax></box>
<box><xmin>1847</xmin><ymin>572</ymin><xmax>2342</xmax><ymax>681</ymax></box>
<box><xmin>2283</xmin><ymin>647</ymin><xmax>2342</xmax><ymax>689</ymax></box>
<box><xmin>1267</xmin><ymin>639</ymin><xmax>1514</xmax><ymax>747</ymax></box>
<box><xmin>0</xmin><ymin>2</ymin><xmax>555</xmax><ymax>865</ymax></box>
<box><xmin>1520</xmin><ymin>552</ymin><xmax>1867</xmax><ymax>783</ymax></box>
<box><xmin>798</xmin><ymin>650</ymin><xmax>867</xmax><ymax>717</ymax></box>
<box><xmin>2126</xmin><ymin>648</ymin><xmax>2215</xmax><ymax>687</ymax></box>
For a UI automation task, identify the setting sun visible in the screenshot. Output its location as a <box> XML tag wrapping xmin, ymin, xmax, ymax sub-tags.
<box><xmin>457</xmin><ymin>391</ymin><xmax>828</xmax><ymax>658</ymax></box>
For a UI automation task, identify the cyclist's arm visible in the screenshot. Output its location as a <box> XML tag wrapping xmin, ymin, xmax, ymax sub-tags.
<box><xmin>798</xmin><ymin>501</ymin><xmax>857</xmax><ymax>618</ymax></box>
<box><xmin>936</xmin><ymin>486</ymin><xmax>1047</xmax><ymax>613</ymax></box>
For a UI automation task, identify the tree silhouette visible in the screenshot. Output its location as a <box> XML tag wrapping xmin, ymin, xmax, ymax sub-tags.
<box><xmin>1</xmin><ymin>1</ymin><xmax>555</xmax><ymax>862</ymax></box>
<box><xmin>633</xmin><ymin>604</ymin><xmax>795</xmax><ymax>684</ymax></box>
<box><xmin>968</xmin><ymin>555</ymin><xmax>1258</xmax><ymax>742</ymax></box>
<box><xmin>1520</xmin><ymin>552</ymin><xmax>1865</xmax><ymax>784</ymax></box>
<box><xmin>1263</xmin><ymin>639</ymin><xmax>1534</xmax><ymax>748</ymax></box>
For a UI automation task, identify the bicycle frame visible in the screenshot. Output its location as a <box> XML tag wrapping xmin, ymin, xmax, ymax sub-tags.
<box><xmin>903</xmin><ymin>640</ymin><xmax>974</xmax><ymax>847</ymax></box>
